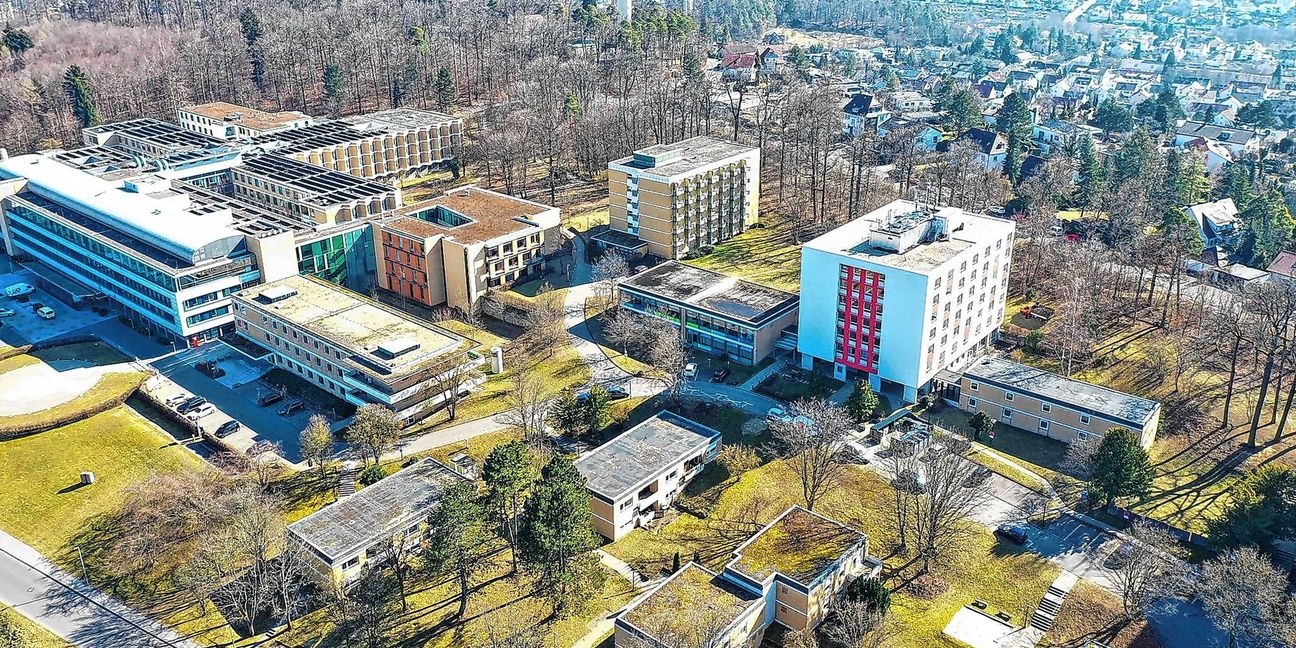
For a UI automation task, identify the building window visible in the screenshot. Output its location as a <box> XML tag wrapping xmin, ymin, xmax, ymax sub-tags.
<box><xmin>967</xmin><ymin>398</ymin><xmax>977</xmax><ymax>408</ymax></box>
<box><xmin>1041</xmin><ymin>403</ymin><xmax>1051</xmax><ymax>413</ymax></box>
<box><xmin>969</xmin><ymin>381</ymin><xmax>979</xmax><ymax>391</ymax></box>
<box><xmin>1002</xmin><ymin>408</ymin><xmax>1013</xmax><ymax>419</ymax></box>
<box><xmin>1080</xmin><ymin>414</ymin><xmax>1091</xmax><ymax>424</ymax></box>
<box><xmin>1039</xmin><ymin>420</ymin><xmax>1050</xmax><ymax>431</ymax></box>
<box><xmin>1004</xmin><ymin>391</ymin><xmax>1014</xmax><ymax>402</ymax></box>
<box><xmin>341</xmin><ymin>557</ymin><xmax>360</xmax><ymax>571</ymax></box>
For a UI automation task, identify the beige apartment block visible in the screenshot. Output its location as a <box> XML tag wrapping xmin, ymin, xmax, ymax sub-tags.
<box><xmin>232</xmin><ymin>154</ymin><xmax>401</xmax><ymax>227</ymax></box>
<box><xmin>232</xmin><ymin>275</ymin><xmax>486</xmax><ymax>422</ymax></box>
<box><xmin>601</xmin><ymin>136</ymin><xmax>759</xmax><ymax>260</ymax></box>
<box><xmin>575</xmin><ymin>411</ymin><xmax>722</xmax><ymax>541</ymax></box>
<box><xmin>615</xmin><ymin>506</ymin><xmax>879</xmax><ymax>647</ymax></box>
<box><xmin>287</xmin><ymin>458</ymin><xmax>469</xmax><ymax>587</ymax></box>
<box><xmin>250</xmin><ymin>108</ymin><xmax>463</xmax><ymax>181</ymax></box>
<box><xmin>375</xmin><ymin>186</ymin><xmax>561</xmax><ymax>312</ymax></box>
<box><xmin>177</xmin><ymin>102</ymin><xmax>313</xmax><ymax>140</ymax></box>
<box><xmin>954</xmin><ymin>355</ymin><xmax>1161</xmax><ymax>447</ymax></box>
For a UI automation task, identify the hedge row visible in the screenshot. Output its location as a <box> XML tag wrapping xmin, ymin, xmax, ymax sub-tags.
<box><xmin>0</xmin><ymin>372</ymin><xmax>148</xmax><ymax>440</ymax></box>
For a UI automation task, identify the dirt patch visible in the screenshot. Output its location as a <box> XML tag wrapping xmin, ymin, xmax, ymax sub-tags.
<box><xmin>903</xmin><ymin>574</ymin><xmax>950</xmax><ymax>600</ymax></box>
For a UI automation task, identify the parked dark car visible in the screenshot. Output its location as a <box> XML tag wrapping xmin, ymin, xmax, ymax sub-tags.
<box><xmin>215</xmin><ymin>420</ymin><xmax>240</xmax><ymax>437</ymax></box>
<box><xmin>278</xmin><ymin>400</ymin><xmax>304</xmax><ymax>416</ymax></box>
<box><xmin>995</xmin><ymin>524</ymin><xmax>1029</xmax><ymax>544</ymax></box>
<box><xmin>176</xmin><ymin>396</ymin><xmax>208</xmax><ymax>414</ymax></box>
<box><xmin>712</xmin><ymin>367</ymin><xmax>731</xmax><ymax>382</ymax></box>
<box><xmin>606</xmin><ymin>384</ymin><xmax>631</xmax><ymax>400</ymax></box>
<box><xmin>196</xmin><ymin>361</ymin><xmax>226</xmax><ymax>378</ymax></box>
<box><xmin>257</xmin><ymin>391</ymin><xmax>285</xmax><ymax>406</ymax></box>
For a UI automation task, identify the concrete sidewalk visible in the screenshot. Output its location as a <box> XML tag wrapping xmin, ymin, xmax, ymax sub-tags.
<box><xmin>0</xmin><ymin>529</ymin><xmax>198</xmax><ymax>647</ymax></box>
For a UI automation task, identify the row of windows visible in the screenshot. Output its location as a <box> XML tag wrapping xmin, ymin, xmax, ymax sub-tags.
<box><xmin>9</xmin><ymin>203</ymin><xmax>180</xmax><ymax>293</ymax></box>
<box><xmin>9</xmin><ymin>226</ymin><xmax>178</xmax><ymax>321</ymax></box>
<box><xmin>966</xmin><ymin>387</ymin><xmax>1092</xmax><ymax>425</ymax></box>
<box><xmin>186</xmin><ymin>305</ymin><xmax>230</xmax><ymax>326</ymax></box>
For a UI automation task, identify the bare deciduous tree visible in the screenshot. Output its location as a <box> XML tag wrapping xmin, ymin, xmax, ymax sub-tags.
<box><xmin>346</xmin><ymin>404</ymin><xmax>403</xmax><ymax>465</ymax></box>
<box><xmin>590</xmin><ymin>251</ymin><xmax>631</xmax><ymax>313</ymax></box>
<box><xmin>825</xmin><ymin>598</ymin><xmax>899</xmax><ymax>648</ymax></box>
<box><xmin>649</xmin><ymin>323</ymin><xmax>688</xmax><ymax>405</ymax></box>
<box><xmin>1197</xmin><ymin>546</ymin><xmax>1287</xmax><ymax>648</ymax></box>
<box><xmin>429</xmin><ymin>353</ymin><xmax>483</xmax><ymax>422</ymax></box>
<box><xmin>1107</xmin><ymin>521</ymin><xmax>1189</xmax><ymax>621</ymax></box>
<box><xmin>500</xmin><ymin>371</ymin><xmax>550</xmax><ymax>445</ymax></box>
<box><xmin>886</xmin><ymin>434</ymin><xmax>985</xmax><ymax>573</ymax></box>
<box><xmin>769</xmin><ymin>399</ymin><xmax>853</xmax><ymax>511</ymax></box>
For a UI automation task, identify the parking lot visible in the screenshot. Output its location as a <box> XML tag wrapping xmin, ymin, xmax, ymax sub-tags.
<box><xmin>0</xmin><ymin>269</ymin><xmax>114</xmax><ymax>345</ymax></box>
<box><xmin>149</xmin><ymin>343</ymin><xmax>343</xmax><ymax>462</ymax></box>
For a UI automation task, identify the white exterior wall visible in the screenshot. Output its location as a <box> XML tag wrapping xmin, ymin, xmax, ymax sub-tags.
<box><xmin>797</xmin><ymin>203</ymin><xmax>1014</xmax><ymax>402</ymax></box>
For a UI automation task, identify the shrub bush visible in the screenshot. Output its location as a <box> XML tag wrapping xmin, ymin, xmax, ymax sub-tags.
<box><xmin>358</xmin><ymin>463</ymin><xmax>389</xmax><ymax>486</ymax></box>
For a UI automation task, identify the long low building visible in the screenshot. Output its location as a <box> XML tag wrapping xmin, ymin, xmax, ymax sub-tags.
<box><xmin>615</xmin><ymin>506</ymin><xmax>878</xmax><ymax>647</ymax></box>
<box><xmin>288</xmin><ymin>458</ymin><xmax>469</xmax><ymax>586</ymax></box>
<box><xmin>618</xmin><ymin>261</ymin><xmax>798</xmax><ymax>366</ymax></box>
<box><xmin>575</xmin><ymin>411</ymin><xmax>722</xmax><ymax>540</ymax></box>
<box><xmin>233</xmin><ymin>274</ymin><xmax>486</xmax><ymax>421</ymax></box>
<box><xmin>952</xmin><ymin>355</ymin><xmax>1161</xmax><ymax>447</ymax></box>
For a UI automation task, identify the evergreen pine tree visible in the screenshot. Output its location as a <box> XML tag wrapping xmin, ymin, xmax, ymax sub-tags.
<box><xmin>62</xmin><ymin>65</ymin><xmax>100</xmax><ymax>128</ymax></box>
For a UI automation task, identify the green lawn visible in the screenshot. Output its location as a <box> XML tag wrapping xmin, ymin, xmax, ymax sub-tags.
<box><xmin>0</xmin><ymin>407</ymin><xmax>207</xmax><ymax>557</ymax></box>
<box><xmin>604</xmin><ymin>460</ymin><xmax>1063</xmax><ymax>647</ymax></box>
<box><xmin>275</xmin><ymin>537</ymin><xmax>635</xmax><ymax>647</ymax></box>
<box><xmin>685</xmin><ymin>221</ymin><xmax>803</xmax><ymax>293</ymax></box>
<box><xmin>565</xmin><ymin>206</ymin><xmax>609</xmax><ymax>232</ymax></box>
<box><xmin>1</xmin><ymin>606</ymin><xmax>71</xmax><ymax>648</ymax></box>
<box><xmin>923</xmin><ymin>407</ymin><xmax>1079</xmax><ymax>496</ymax></box>
<box><xmin>0</xmin><ymin>406</ymin><xmax>247</xmax><ymax>646</ymax></box>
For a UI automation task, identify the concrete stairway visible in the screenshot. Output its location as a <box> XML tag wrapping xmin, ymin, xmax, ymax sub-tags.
<box><xmin>336</xmin><ymin>463</ymin><xmax>358</xmax><ymax>498</ymax></box>
<box><xmin>1029</xmin><ymin>571</ymin><xmax>1078</xmax><ymax>632</ymax></box>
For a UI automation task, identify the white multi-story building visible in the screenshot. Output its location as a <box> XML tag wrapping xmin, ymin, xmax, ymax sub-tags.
<box><xmin>796</xmin><ymin>200</ymin><xmax>1015</xmax><ymax>402</ymax></box>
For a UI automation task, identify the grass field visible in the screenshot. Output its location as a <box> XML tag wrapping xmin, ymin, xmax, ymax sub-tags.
<box><xmin>0</xmin><ymin>407</ymin><xmax>206</xmax><ymax>556</ymax></box>
<box><xmin>604</xmin><ymin>460</ymin><xmax>1064</xmax><ymax>647</ymax></box>
<box><xmin>1043</xmin><ymin>580</ymin><xmax>1161</xmax><ymax>648</ymax></box>
<box><xmin>685</xmin><ymin>221</ymin><xmax>802</xmax><ymax>293</ymax></box>
<box><xmin>0</xmin><ymin>406</ymin><xmax>248</xmax><ymax>646</ymax></box>
<box><xmin>0</xmin><ymin>606</ymin><xmax>72</xmax><ymax>648</ymax></box>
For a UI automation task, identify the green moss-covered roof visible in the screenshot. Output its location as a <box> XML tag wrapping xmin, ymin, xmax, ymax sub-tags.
<box><xmin>621</xmin><ymin>563</ymin><xmax>761</xmax><ymax>642</ymax></box>
<box><xmin>729</xmin><ymin>506</ymin><xmax>865</xmax><ymax>585</ymax></box>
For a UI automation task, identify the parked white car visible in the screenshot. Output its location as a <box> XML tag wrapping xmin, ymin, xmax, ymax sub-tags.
<box><xmin>164</xmin><ymin>393</ymin><xmax>192</xmax><ymax>408</ymax></box>
<box><xmin>0</xmin><ymin>308</ymin><xmax>14</xmax><ymax>317</ymax></box>
<box><xmin>3</xmin><ymin>283</ymin><xmax>34</xmax><ymax>298</ymax></box>
<box><xmin>36</xmin><ymin>306</ymin><xmax>55</xmax><ymax>320</ymax></box>
<box><xmin>683</xmin><ymin>363</ymin><xmax>698</xmax><ymax>379</ymax></box>
<box><xmin>185</xmin><ymin>404</ymin><xmax>216</xmax><ymax>420</ymax></box>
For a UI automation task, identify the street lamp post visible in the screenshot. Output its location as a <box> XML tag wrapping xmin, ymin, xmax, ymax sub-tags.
<box><xmin>75</xmin><ymin>545</ymin><xmax>90</xmax><ymax>584</ymax></box>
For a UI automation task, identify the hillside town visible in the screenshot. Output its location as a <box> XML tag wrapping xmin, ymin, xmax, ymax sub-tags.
<box><xmin>1</xmin><ymin>0</ymin><xmax>1296</xmax><ymax>647</ymax></box>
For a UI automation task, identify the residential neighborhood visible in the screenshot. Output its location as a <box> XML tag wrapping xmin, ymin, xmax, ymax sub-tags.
<box><xmin>2</xmin><ymin>0</ymin><xmax>1296</xmax><ymax>647</ymax></box>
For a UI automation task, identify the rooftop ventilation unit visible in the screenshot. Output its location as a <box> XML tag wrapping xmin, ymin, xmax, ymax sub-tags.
<box><xmin>376</xmin><ymin>337</ymin><xmax>420</xmax><ymax>359</ymax></box>
<box><xmin>259</xmin><ymin>285</ymin><xmax>298</xmax><ymax>303</ymax></box>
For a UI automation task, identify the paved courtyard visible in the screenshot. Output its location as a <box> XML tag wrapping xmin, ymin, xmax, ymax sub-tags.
<box><xmin>149</xmin><ymin>343</ymin><xmax>343</xmax><ymax>462</ymax></box>
<box><xmin>0</xmin><ymin>269</ymin><xmax>113</xmax><ymax>345</ymax></box>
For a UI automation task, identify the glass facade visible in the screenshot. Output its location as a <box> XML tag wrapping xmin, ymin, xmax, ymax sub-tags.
<box><xmin>622</xmin><ymin>294</ymin><xmax>757</xmax><ymax>364</ymax></box>
<box><xmin>6</xmin><ymin>199</ymin><xmax>255</xmax><ymax>340</ymax></box>
<box><xmin>297</xmin><ymin>228</ymin><xmax>376</xmax><ymax>293</ymax></box>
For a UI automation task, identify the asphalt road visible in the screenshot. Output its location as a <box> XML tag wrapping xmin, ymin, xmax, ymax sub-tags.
<box><xmin>0</xmin><ymin>530</ymin><xmax>196</xmax><ymax>648</ymax></box>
